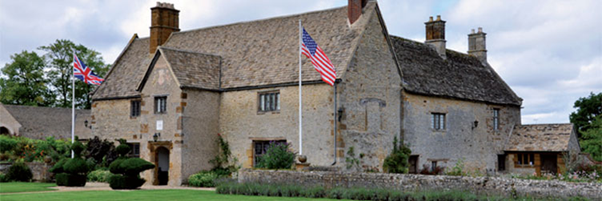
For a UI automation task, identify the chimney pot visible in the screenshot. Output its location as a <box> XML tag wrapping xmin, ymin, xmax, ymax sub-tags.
<box><xmin>471</xmin><ymin>29</ymin><xmax>475</xmax><ymax>34</ymax></box>
<box><xmin>468</xmin><ymin>27</ymin><xmax>487</xmax><ymax>63</ymax></box>
<box><xmin>425</xmin><ymin>15</ymin><xmax>446</xmax><ymax>59</ymax></box>
<box><xmin>150</xmin><ymin>2</ymin><xmax>180</xmax><ymax>54</ymax></box>
<box><xmin>348</xmin><ymin>0</ymin><xmax>368</xmax><ymax>25</ymax></box>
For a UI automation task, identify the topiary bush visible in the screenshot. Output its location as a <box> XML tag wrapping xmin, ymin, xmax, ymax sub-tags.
<box><xmin>6</xmin><ymin>161</ymin><xmax>33</xmax><ymax>182</ymax></box>
<box><xmin>383</xmin><ymin>136</ymin><xmax>412</xmax><ymax>174</ymax></box>
<box><xmin>52</xmin><ymin>140</ymin><xmax>90</xmax><ymax>186</ymax></box>
<box><xmin>108</xmin><ymin>141</ymin><xmax>154</xmax><ymax>189</ymax></box>
<box><xmin>256</xmin><ymin>142</ymin><xmax>296</xmax><ymax>169</ymax></box>
<box><xmin>188</xmin><ymin>171</ymin><xmax>220</xmax><ymax>187</ymax></box>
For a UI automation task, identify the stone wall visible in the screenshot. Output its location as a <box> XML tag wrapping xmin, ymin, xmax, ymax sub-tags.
<box><xmin>0</xmin><ymin>162</ymin><xmax>52</xmax><ymax>182</ymax></box>
<box><xmin>238</xmin><ymin>169</ymin><xmax>602</xmax><ymax>199</ymax></box>
<box><xmin>336</xmin><ymin>7</ymin><xmax>402</xmax><ymax>171</ymax></box>
<box><xmin>0</xmin><ymin>104</ymin><xmax>21</xmax><ymax>136</ymax></box>
<box><xmin>402</xmin><ymin>93</ymin><xmax>522</xmax><ymax>173</ymax></box>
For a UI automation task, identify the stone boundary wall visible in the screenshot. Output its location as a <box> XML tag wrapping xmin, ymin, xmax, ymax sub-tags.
<box><xmin>238</xmin><ymin>169</ymin><xmax>602</xmax><ymax>199</ymax></box>
<box><xmin>0</xmin><ymin>162</ymin><xmax>53</xmax><ymax>182</ymax></box>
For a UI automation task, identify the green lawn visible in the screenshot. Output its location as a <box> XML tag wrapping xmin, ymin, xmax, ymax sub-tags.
<box><xmin>0</xmin><ymin>182</ymin><xmax>57</xmax><ymax>193</ymax></box>
<box><xmin>0</xmin><ymin>189</ymin><xmax>342</xmax><ymax>201</ymax></box>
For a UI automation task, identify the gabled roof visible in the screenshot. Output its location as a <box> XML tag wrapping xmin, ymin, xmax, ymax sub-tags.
<box><xmin>391</xmin><ymin>36</ymin><xmax>522</xmax><ymax>106</ymax></box>
<box><xmin>92</xmin><ymin>36</ymin><xmax>151</xmax><ymax>100</ymax></box>
<box><xmin>505</xmin><ymin>124</ymin><xmax>574</xmax><ymax>152</ymax></box>
<box><xmin>138</xmin><ymin>47</ymin><xmax>222</xmax><ymax>91</ymax></box>
<box><xmin>2</xmin><ymin>104</ymin><xmax>91</xmax><ymax>140</ymax></box>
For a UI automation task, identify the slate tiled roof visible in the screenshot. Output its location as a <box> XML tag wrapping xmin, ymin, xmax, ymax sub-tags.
<box><xmin>158</xmin><ymin>47</ymin><xmax>221</xmax><ymax>90</ymax></box>
<box><xmin>93</xmin><ymin>37</ymin><xmax>151</xmax><ymax>99</ymax></box>
<box><xmin>2</xmin><ymin>104</ymin><xmax>91</xmax><ymax>140</ymax></box>
<box><xmin>391</xmin><ymin>36</ymin><xmax>522</xmax><ymax>106</ymax></box>
<box><xmin>505</xmin><ymin>124</ymin><xmax>574</xmax><ymax>152</ymax></box>
<box><xmin>163</xmin><ymin>4</ymin><xmax>373</xmax><ymax>89</ymax></box>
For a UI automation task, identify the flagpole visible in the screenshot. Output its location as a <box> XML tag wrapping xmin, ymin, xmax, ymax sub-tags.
<box><xmin>71</xmin><ymin>53</ymin><xmax>75</xmax><ymax>159</ymax></box>
<box><xmin>298</xmin><ymin>19</ymin><xmax>303</xmax><ymax>156</ymax></box>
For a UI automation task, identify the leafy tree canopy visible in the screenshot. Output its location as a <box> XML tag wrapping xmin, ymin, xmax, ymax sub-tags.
<box><xmin>0</xmin><ymin>51</ymin><xmax>55</xmax><ymax>106</ymax></box>
<box><xmin>569</xmin><ymin>92</ymin><xmax>602</xmax><ymax>162</ymax></box>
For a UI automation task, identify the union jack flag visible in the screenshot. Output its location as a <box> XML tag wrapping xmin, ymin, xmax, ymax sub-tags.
<box><xmin>73</xmin><ymin>54</ymin><xmax>104</xmax><ymax>86</ymax></box>
<box><xmin>301</xmin><ymin>28</ymin><xmax>336</xmax><ymax>86</ymax></box>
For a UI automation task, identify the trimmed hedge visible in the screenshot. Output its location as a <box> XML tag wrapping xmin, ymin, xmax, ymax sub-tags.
<box><xmin>108</xmin><ymin>175</ymin><xmax>146</xmax><ymax>189</ymax></box>
<box><xmin>6</xmin><ymin>162</ymin><xmax>33</xmax><ymax>182</ymax></box>
<box><xmin>108</xmin><ymin>142</ymin><xmax>154</xmax><ymax>189</ymax></box>
<box><xmin>56</xmin><ymin>173</ymin><xmax>86</xmax><ymax>186</ymax></box>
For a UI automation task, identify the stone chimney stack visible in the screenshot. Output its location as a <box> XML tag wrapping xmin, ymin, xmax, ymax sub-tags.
<box><xmin>348</xmin><ymin>0</ymin><xmax>368</xmax><ymax>25</ymax></box>
<box><xmin>425</xmin><ymin>15</ymin><xmax>446</xmax><ymax>59</ymax></box>
<box><xmin>150</xmin><ymin>2</ymin><xmax>180</xmax><ymax>54</ymax></box>
<box><xmin>468</xmin><ymin>27</ymin><xmax>487</xmax><ymax>63</ymax></box>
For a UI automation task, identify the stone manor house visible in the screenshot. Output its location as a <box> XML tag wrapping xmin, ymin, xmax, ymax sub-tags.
<box><xmin>88</xmin><ymin>0</ymin><xmax>581</xmax><ymax>185</ymax></box>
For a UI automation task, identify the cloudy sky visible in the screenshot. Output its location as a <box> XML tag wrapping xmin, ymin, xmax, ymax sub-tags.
<box><xmin>1</xmin><ymin>0</ymin><xmax>600</xmax><ymax>124</ymax></box>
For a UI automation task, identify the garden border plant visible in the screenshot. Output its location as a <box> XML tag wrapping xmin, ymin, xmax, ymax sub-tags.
<box><xmin>50</xmin><ymin>139</ymin><xmax>89</xmax><ymax>186</ymax></box>
<box><xmin>188</xmin><ymin>134</ymin><xmax>240</xmax><ymax>187</ymax></box>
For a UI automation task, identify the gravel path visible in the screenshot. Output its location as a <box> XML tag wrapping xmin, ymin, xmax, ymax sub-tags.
<box><xmin>50</xmin><ymin>182</ymin><xmax>215</xmax><ymax>192</ymax></box>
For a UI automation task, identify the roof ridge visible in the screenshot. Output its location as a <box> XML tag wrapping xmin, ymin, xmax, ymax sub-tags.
<box><xmin>158</xmin><ymin>46</ymin><xmax>222</xmax><ymax>58</ymax></box>
<box><xmin>172</xmin><ymin>5</ymin><xmax>346</xmax><ymax>36</ymax></box>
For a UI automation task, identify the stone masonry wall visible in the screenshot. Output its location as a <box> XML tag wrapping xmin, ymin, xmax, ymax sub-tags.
<box><xmin>0</xmin><ymin>104</ymin><xmax>21</xmax><ymax>136</ymax></box>
<box><xmin>337</xmin><ymin>8</ymin><xmax>402</xmax><ymax>171</ymax></box>
<box><xmin>220</xmin><ymin>84</ymin><xmax>335</xmax><ymax>168</ymax></box>
<box><xmin>402</xmin><ymin>93</ymin><xmax>521</xmax><ymax>173</ymax></box>
<box><xmin>181</xmin><ymin>89</ymin><xmax>220</xmax><ymax>181</ymax></box>
<box><xmin>239</xmin><ymin>169</ymin><xmax>602</xmax><ymax>199</ymax></box>
<box><xmin>0</xmin><ymin>162</ymin><xmax>52</xmax><ymax>182</ymax></box>
<box><xmin>139</xmin><ymin>56</ymin><xmax>184</xmax><ymax>186</ymax></box>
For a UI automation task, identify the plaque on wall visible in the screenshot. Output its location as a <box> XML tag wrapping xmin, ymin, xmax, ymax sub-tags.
<box><xmin>157</xmin><ymin>120</ymin><xmax>163</xmax><ymax>130</ymax></box>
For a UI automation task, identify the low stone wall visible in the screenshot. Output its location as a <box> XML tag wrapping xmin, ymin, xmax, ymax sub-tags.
<box><xmin>0</xmin><ymin>162</ymin><xmax>53</xmax><ymax>182</ymax></box>
<box><xmin>238</xmin><ymin>169</ymin><xmax>602</xmax><ymax>199</ymax></box>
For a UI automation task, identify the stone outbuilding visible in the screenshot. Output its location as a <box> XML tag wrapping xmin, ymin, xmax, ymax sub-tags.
<box><xmin>0</xmin><ymin>103</ymin><xmax>92</xmax><ymax>140</ymax></box>
<box><xmin>89</xmin><ymin>0</ymin><xmax>581</xmax><ymax>185</ymax></box>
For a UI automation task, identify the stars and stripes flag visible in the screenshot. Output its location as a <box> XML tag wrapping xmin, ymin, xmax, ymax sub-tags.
<box><xmin>301</xmin><ymin>28</ymin><xmax>336</xmax><ymax>86</ymax></box>
<box><xmin>73</xmin><ymin>54</ymin><xmax>104</xmax><ymax>86</ymax></box>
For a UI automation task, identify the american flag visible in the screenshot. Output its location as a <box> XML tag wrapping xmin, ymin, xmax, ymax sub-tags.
<box><xmin>301</xmin><ymin>28</ymin><xmax>336</xmax><ymax>86</ymax></box>
<box><xmin>73</xmin><ymin>54</ymin><xmax>104</xmax><ymax>86</ymax></box>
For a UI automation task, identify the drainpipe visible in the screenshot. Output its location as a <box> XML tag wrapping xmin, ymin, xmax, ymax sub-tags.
<box><xmin>332</xmin><ymin>83</ymin><xmax>337</xmax><ymax>165</ymax></box>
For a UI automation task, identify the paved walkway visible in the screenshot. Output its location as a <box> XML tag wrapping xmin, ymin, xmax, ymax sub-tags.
<box><xmin>49</xmin><ymin>182</ymin><xmax>215</xmax><ymax>192</ymax></box>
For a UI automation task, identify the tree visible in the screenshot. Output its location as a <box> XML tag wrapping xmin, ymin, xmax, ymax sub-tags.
<box><xmin>0</xmin><ymin>51</ymin><xmax>55</xmax><ymax>106</ymax></box>
<box><xmin>580</xmin><ymin>116</ymin><xmax>602</xmax><ymax>161</ymax></box>
<box><xmin>39</xmin><ymin>39</ymin><xmax>109</xmax><ymax>109</ymax></box>
<box><xmin>569</xmin><ymin>92</ymin><xmax>601</xmax><ymax>139</ymax></box>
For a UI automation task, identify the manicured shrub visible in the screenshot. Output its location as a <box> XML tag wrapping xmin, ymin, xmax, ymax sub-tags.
<box><xmin>52</xmin><ymin>141</ymin><xmax>90</xmax><ymax>186</ymax></box>
<box><xmin>55</xmin><ymin>172</ymin><xmax>86</xmax><ymax>186</ymax></box>
<box><xmin>87</xmin><ymin>169</ymin><xmax>113</xmax><ymax>182</ymax></box>
<box><xmin>50</xmin><ymin>158</ymin><xmax>67</xmax><ymax>173</ymax></box>
<box><xmin>63</xmin><ymin>157</ymin><xmax>89</xmax><ymax>174</ymax></box>
<box><xmin>256</xmin><ymin>142</ymin><xmax>296</xmax><ymax>169</ymax></box>
<box><xmin>0</xmin><ymin>135</ymin><xmax>18</xmax><ymax>153</ymax></box>
<box><xmin>0</xmin><ymin>173</ymin><xmax>8</xmax><ymax>182</ymax></box>
<box><xmin>299</xmin><ymin>186</ymin><xmax>326</xmax><ymax>198</ymax></box>
<box><xmin>188</xmin><ymin>171</ymin><xmax>219</xmax><ymax>187</ymax></box>
<box><xmin>6</xmin><ymin>161</ymin><xmax>33</xmax><ymax>182</ymax></box>
<box><xmin>108</xmin><ymin>141</ymin><xmax>154</xmax><ymax>189</ymax></box>
<box><xmin>383</xmin><ymin>136</ymin><xmax>411</xmax><ymax>173</ymax></box>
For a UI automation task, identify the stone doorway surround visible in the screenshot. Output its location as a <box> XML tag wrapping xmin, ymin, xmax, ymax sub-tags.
<box><xmin>148</xmin><ymin>141</ymin><xmax>173</xmax><ymax>185</ymax></box>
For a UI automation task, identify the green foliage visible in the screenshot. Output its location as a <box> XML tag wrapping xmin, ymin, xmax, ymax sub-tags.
<box><xmin>119</xmin><ymin>158</ymin><xmax>155</xmax><ymax>175</ymax></box>
<box><xmin>71</xmin><ymin>141</ymin><xmax>85</xmax><ymax>158</ymax></box>
<box><xmin>39</xmin><ymin>39</ymin><xmax>110</xmax><ymax>109</ymax></box>
<box><xmin>55</xmin><ymin>172</ymin><xmax>87</xmax><ymax>186</ymax></box>
<box><xmin>108</xmin><ymin>175</ymin><xmax>146</xmax><ymax>189</ymax></box>
<box><xmin>580</xmin><ymin>116</ymin><xmax>602</xmax><ymax>161</ymax></box>
<box><xmin>208</xmin><ymin>134</ymin><xmax>239</xmax><ymax>174</ymax></box>
<box><xmin>570</xmin><ymin>92</ymin><xmax>602</xmax><ymax>136</ymax></box>
<box><xmin>108</xmin><ymin>158</ymin><xmax>126</xmax><ymax>174</ymax></box>
<box><xmin>115</xmin><ymin>144</ymin><xmax>131</xmax><ymax>157</ymax></box>
<box><xmin>256</xmin><ymin>142</ymin><xmax>296</xmax><ymax>169</ymax></box>
<box><xmin>50</xmin><ymin>158</ymin><xmax>68</xmax><ymax>173</ymax></box>
<box><xmin>0</xmin><ymin>50</ymin><xmax>54</xmax><ymax>106</ymax></box>
<box><xmin>85</xmin><ymin>136</ymin><xmax>117</xmax><ymax>168</ymax></box>
<box><xmin>345</xmin><ymin>146</ymin><xmax>361</xmax><ymax>171</ymax></box>
<box><xmin>188</xmin><ymin>171</ymin><xmax>220</xmax><ymax>187</ymax></box>
<box><xmin>0</xmin><ymin>173</ymin><xmax>7</xmax><ymax>182</ymax></box>
<box><xmin>446</xmin><ymin>158</ymin><xmax>466</xmax><ymax>176</ymax></box>
<box><xmin>383</xmin><ymin>136</ymin><xmax>411</xmax><ymax>173</ymax></box>
<box><xmin>0</xmin><ymin>135</ymin><xmax>18</xmax><ymax>152</ymax></box>
<box><xmin>6</xmin><ymin>162</ymin><xmax>33</xmax><ymax>182</ymax></box>
<box><xmin>87</xmin><ymin>169</ymin><xmax>113</xmax><ymax>182</ymax></box>
<box><xmin>63</xmin><ymin>157</ymin><xmax>89</xmax><ymax>174</ymax></box>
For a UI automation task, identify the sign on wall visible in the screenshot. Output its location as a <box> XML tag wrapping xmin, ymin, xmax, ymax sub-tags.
<box><xmin>157</xmin><ymin>120</ymin><xmax>163</xmax><ymax>131</ymax></box>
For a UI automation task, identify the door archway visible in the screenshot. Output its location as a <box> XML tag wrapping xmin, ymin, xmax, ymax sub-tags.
<box><xmin>0</xmin><ymin>127</ymin><xmax>10</xmax><ymax>135</ymax></box>
<box><xmin>156</xmin><ymin>147</ymin><xmax>169</xmax><ymax>185</ymax></box>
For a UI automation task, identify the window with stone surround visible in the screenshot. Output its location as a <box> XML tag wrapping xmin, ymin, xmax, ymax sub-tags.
<box><xmin>127</xmin><ymin>142</ymin><xmax>140</xmax><ymax>158</ymax></box>
<box><xmin>493</xmin><ymin>108</ymin><xmax>500</xmax><ymax>131</ymax></box>
<box><xmin>516</xmin><ymin>153</ymin><xmax>534</xmax><ymax>167</ymax></box>
<box><xmin>431</xmin><ymin>113</ymin><xmax>446</xmax><ymax>130</ymax></box>
<box><xmin>253</xmin><ymin>140</ymin><xmax>286</xmax><ymax>167</ymax></box>
<box><xmin>155</xmin><ymin>96</ymin><xmax>167</xmax><ymax>114</ymax></box>
<box><xmin>131</xmin><ymin>100</ymin><xmax>141</xmax><ymax>117</ymax></box>
<box><xmin>258</xmin><ymin>91</ymin><xmax>280</xmax><ymax>112</ymax></box>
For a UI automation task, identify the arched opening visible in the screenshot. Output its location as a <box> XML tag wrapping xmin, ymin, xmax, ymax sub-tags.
<box><xmin>156</xmin><ymin>147</ymin><xmax>169</xmax><ymax>185</ymax></box>
<box><xmin>0</xmin><ymin>127</ymin><xmax>10</xmax><ymax>135</ymax></box>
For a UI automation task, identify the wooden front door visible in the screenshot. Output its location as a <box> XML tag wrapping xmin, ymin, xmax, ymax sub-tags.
<box><xmin>409</xmin><ymin>155</ymin><xmax>418</xmax><ymax>174</ymax></box>
<box><xmin>540</xmin><ymin>154</ymin><xmax>558</xmax><ymax>175</ymax></box>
